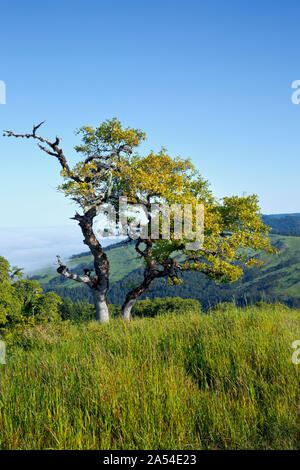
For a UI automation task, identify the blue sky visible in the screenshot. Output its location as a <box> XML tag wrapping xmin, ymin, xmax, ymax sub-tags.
<box><xmin>0</xmin><ymin>0</ymin><xmax>300</xmax><ymax>267</ymax></box>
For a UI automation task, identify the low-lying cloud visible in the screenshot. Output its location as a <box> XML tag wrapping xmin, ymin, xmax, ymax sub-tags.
<box><xmin>0</xmin><ymin>226</ymin><xmax>116</xmax><ymax>273</ymax></box>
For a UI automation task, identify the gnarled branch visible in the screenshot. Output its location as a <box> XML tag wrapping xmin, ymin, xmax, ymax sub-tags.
<box><xmin>55</xmin><ymin>255</ymin><xmax>94</xmax><ymax>287</ymax></box>
<box><xmin>3</xmin><ymin>122</ymin><xmax>82</xmax><ymax>183</ymax></box>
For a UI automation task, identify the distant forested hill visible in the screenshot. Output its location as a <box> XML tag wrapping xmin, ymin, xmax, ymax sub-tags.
<box><xmin>30</xmin><ymin>233</ymin><xmax>300</xmax><ymax>309</ymax></box>
<box><xmin>262</xmin><ymin>213</ymin><xmax>300</xmax><ymax>236</ymax></box>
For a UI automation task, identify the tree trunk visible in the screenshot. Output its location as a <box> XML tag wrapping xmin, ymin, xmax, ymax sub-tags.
<box><xmin>121</xmin><ymin>274</ymin><xmax>154</xmax><ymax>321</ymax></box>
<box><xmin>122</xmin><ymin>298</ymin><xmax>137</xmax><ymax>321</ymax></box>
<box><xmin>77</xmin><ymin>208</ymin><xmax>110</xmax><ymax>323</ymax></box>
<box><xmin>121</xmin><ymin>238</ymin><xmax>157</xmax><ymax>321</ymax></box>
<box><xmin>121</xmin><ymin>261</ymin><xmax>172</xmax><ymax>320</ymax></box>
<box><xmin>93</xmin><ymin>289</ymin><xmax>109</xmax><ymax>323</ymax></box>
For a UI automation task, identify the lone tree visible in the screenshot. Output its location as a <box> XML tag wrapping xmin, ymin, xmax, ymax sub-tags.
<box><xmin>4</xmin><ymin>118</ymin><xmax>274</xmax><ymax>322</ymax></box>
<box><xmin>115</xmin><ymin>149</ymin><xmax>275</xmax><ymax>319</ymax></box>
<box><xmin>4</xmin><ymin>119</ymin><xmax>145</xmax><ymax>323</ymax></box>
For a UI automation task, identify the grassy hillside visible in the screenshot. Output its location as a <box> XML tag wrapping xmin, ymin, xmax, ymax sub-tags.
<box><xmin>33</xmin><ymin>241</ymin><xmax>140</xmax><ymax>289</ymax></box>
<box><xmin>243</xmin><ymin>236</ymin><xmax>300</xmax><ymax>298</ymax></box>
<box><xmin>0</xmin><ymin>304</ymin><xmax>299</xmax><ymax>449</ymax></box>
<box><xmin>30</xmin><ymin>235</ymin><xmax>300</xmax><ymax>308</ymax></box>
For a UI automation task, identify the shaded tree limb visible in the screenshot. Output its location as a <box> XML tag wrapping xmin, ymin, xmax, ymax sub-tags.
<box><xmin>55</xmin><ymin>256</ymin><xmax>94</xmax><ymax>287</ymax></box>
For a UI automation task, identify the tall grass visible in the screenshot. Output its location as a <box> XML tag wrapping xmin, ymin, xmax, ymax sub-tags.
<box><xmin>0</xmin><ymin>304</ymin><xmax>299</xmax><ymax>449</ymax></box>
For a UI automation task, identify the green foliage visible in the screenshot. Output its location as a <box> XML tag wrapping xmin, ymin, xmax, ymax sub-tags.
<box><xmin>0</xmin><ymin>305</ymin><xmax>298</xmax><ymax>449</ymax></box>
<box><xmin>59</xmin><ymin>297</ymin><xmax>75</xmax><ymax>320</ymax></box>
<box><xmin>0</xmin><ymin>257</ymin><xmax>22</xmax><ymax>326</ymax></box>
<box><xmin>59</xmin><ymin>297</ymin><xmax>117</xmax><ymax>322</ymax></box>
<box><xmin>59</xmin><ymin>297</ymin><xmax>95</xmax><ymax>322</ymax></box>
<box><xmin>59</xmin><ymin>118</ymin><xmax>146</xmax><ymax>210</ymax></box>
<box><xmin>0</xmin><ymin>284</ymin><xmax>22</xmax><ymax>327</ymax></box>
<box><xmin>30</xmin><ymin>292</ymin><xmax>62</xmax><ymax>322</ymax></box>
<box><xmin>0</xmin><ymin>256</ymin><xmax>63</xmax><ymax>330</ymax></box>
<box><xmin>133</xmin><ymin>296</ymin><xmax>201</xmax><ymax>317</ymax></box>
<box><xmin>118</xmin><ymin>147</ymin><xmax>207</xmax><ymax>204</ymax></box>
<box><xmin>74</xmin><ymin>117</ymin><xmax>146</xmax><ymax>154</ymax></box>
<box><xmin>178</xmin><ymin>193</ymin><xmax>275</xmax><ymax>282</ymax></box>
<box><xmin>13</xmin><ymin>279</ymin><xmax>42</xmax><ymax>313</ymax></box>
<box><xmin>114</xmin><ymin>138</ymin><xmax>274</xmax><ymax>287</ymax></box>
<box><xmin>0</xmin><ymin>256</ymin><xmax>10</xmax><ymax>283</ymax></box>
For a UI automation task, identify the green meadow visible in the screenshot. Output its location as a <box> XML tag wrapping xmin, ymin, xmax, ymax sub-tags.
<box><xmin>0</xmin><ymin>303</ymin><xmax>299</xmax><ymax>450</ymax></box>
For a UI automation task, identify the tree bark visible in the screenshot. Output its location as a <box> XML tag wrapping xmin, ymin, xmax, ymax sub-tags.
<box><xmin>121</xmin><ymin>244</ymin><xmax>178</xmax><ymax>320</ymax></box>
<box><xmin>77</xmin><ymin>209</ymin><xmax>110</xmax><ymax>323</ymax></box>
<box><xmin>57</xmin><ymin>255</ymin><xmax>110</xmax><ymax>324</ymax></box>
<box><xmin>122</xmin><ymin>298</ymin><xmax>138</xmax><ymax>321</ymax></box>
<box><xmin>121</xmin><ymin>274</ymin><xmax>154</xmax><ymax>320</ymax></box>
<box><xmin>93</xmin><ymin>288</ymin><xmax>109</xmax><ymax>323</ymax></box>
<box><xmin>57</xmin><ymin>208</ymin><xmax>111</xmax><ymax>324</ymax></box>
<box><xmin>121</xmin><ymin>237</ymin><xmax>161</xmax><ymax>320</ymax></box>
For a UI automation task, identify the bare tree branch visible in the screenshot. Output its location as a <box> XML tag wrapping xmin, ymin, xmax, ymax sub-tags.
<box><xmin>55</xmin><ymin>255</ymin><xmax>94</xmax><ymax>287</ymax></box>
<box><xmin>3</xmin><ymin>122</ymin><xmax>83</xmax><ymax>183</ymax></box>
